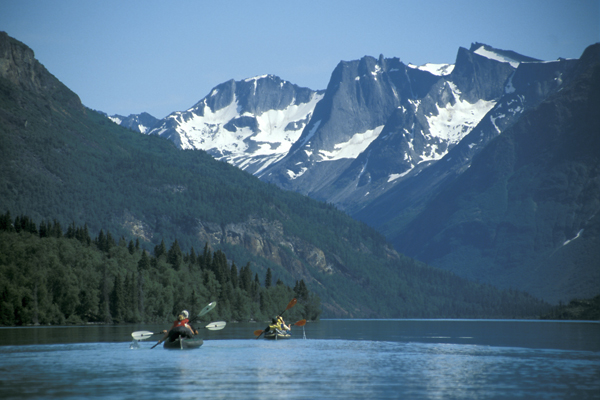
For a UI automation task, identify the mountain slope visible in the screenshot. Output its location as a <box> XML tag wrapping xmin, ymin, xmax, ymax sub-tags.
<box><xmin>0</xmin><ymin>31</ymin><xmax>549</xmax><ymax>318</ymax></box>
<box><xmin>388</xmin><ymin>44</ymin><xmax>600</xmax><ymax>303</ymax></box>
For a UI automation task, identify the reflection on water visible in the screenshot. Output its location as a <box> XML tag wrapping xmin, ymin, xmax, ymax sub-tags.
<box><xmin>0</xmin><ymin>320</ymin><xmax>598</xmax><ymax>399</ymax></box>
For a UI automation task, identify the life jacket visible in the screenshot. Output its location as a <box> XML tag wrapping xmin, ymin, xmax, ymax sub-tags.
<box><xmin>268</xmin><ymin>323</ymin><xmax>279</xmax><ymax>331</ymax></box>
<box><xmin>171</xmin><ymin>318</ymin><xmax>190</xmax><ymax>329</ymax></box>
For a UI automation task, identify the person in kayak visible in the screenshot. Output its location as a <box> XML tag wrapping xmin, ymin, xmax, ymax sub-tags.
<box><xmin>277</xmin><ymin>316</ymin><xmax>290</xmax><ymax>331</ymax></box>
<box><xmin>156</xmin><ymin>310</ymin><xmax>198</xmax><ymax>345</ymax></box>
<box><xmin>266</xmin><ymin>315</ymin><xmax>290</xmax><ymax>334</ymax></box>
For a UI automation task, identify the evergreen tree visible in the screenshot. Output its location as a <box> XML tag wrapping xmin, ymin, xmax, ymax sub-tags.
<box><xmin>51</xmin><ymin>219</ymin><xmax>63</xmax><ymax>238</ymax></box>
<box><xmin>109</xmin><ymin>275</ymin><xmax>126</xmax><ymax>322</ymax></box>
<box><xmin>240</xmin><ymin>263</ymin><xmax>253</xmax><ymax>292</ymax></box>
<box><xmin>0</xmin><ymin>211</ymin><xmax>12</xmax><ymax>231</ymax></box>
<box><xmin>128</xmin><ymin>240</ymin><xmax>135</xmax><ymax>255</ymax></box>
<box><xmin>105</xmin><ymin>231</ymin><xmax>116</xmax><ymax>250</ymax></box>
<box><xmin>154</xmin><ymin>239</ymin><xmax>166</xmax><ymax>258</ymax></box>
<box><xmin>138</xmin><ymin>250</ymin><xmax>150</xmax><ymax>271</ymax></box>
<box><xmin>265</xmin><ymin>268</ymin><xmax>272</xmax><ymax>289</ymax></box>
<box><xmin>96</xmin><ymin>230</ymin><xmax>106</xmax><ymax>251</ymax></box>
<box><xmin>201</xmin><ymin>243</ymin><xmax>212</xmax><ymax>270</ymax></box>
<box><xmin>230</xmin><ymin>262</ymin><xmax>239</xmax><ymax>288</ymax></box>
<box><xmin>294</xmin><ymin>280</ymin><xmax>309</xmax><ymax>301</ymax></box>
<box><xmin>98</xmin><ymin>265</ymin><xmax>112</xmax><ymax>323</ymax></box>
<box><xmin>39</xmin><ymin>220</ymin><xmax>48</xmax><ymax>238</ymax></box>
<box><xmin>189</xmin><ymin>247</ymin><xmax>197</xmax><ymax>265</ymax></box>
<box><xmin>66</xmin><ymin>222</ymin><xmax>76</xmax><ymax>239</ymax></box>
<box><xmin>212</xmin><ymin>250</ymin><xmax>229</xmax><ymax>285</ymax></box>
<box><xmin>167</xmin><ymin>239</ymin><xmax>183</xmax><ymax>270</ymax></box>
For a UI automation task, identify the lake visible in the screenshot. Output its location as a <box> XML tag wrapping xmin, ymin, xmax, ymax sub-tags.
<box><xmin>0</xmin><ymin>319</ymin><xmax>598</xmax><ymax>399</ymax></box>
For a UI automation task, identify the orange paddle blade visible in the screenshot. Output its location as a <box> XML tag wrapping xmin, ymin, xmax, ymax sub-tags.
<box><xmin>254</xmin><ymin>330</ymin><xmax>264</xmax><ymax>336</ymax></box>
<box><xmin>294</xmin><ymin>319</ymin><xmax>307</xmax><ymax>327</ymax></box>
<box><xmin>286</xmin><ymin>298</ymin><xmax>297</xmax><ymax>310</ymax></box>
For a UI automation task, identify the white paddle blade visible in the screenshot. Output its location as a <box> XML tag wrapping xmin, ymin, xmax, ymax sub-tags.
<box><xmin>131</xmin><ymin>331</ymin><xmax>154</xmax><ymax>340</ymax></box>
<box><xmin>205</xmin><ymin>321</ymin><xmax>226</xmax><ymax>331</ymax></box>
<box><xmin>198</xmin><ymin>301</ymin><xmax>217</xmax><ymax>317</ymax></box>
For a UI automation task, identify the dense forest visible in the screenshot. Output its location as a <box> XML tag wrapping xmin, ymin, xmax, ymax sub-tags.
<box><xmin>0</xmin><ymin>212</ymin><xmax>321</xmax><ymax>326</ymax></box>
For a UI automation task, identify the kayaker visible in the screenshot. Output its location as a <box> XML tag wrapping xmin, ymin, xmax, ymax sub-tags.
<box><xmin>266</xmin><ymin>315</ymin><xmax>290</xmax><ymax>334</ymax></box>
<box><xmin>156</xmin><ymin>310</ymin><xmax>198</xmax><ymax>346</ymax></box>
<box><xmin>277</xmin><ymin>316</ymin><xmax>290</xmax><ymax>331</ymax></box>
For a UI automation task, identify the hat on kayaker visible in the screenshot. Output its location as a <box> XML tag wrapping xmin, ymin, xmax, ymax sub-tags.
<box><xmin>181</xmin><ymin>310</ymin><xmax>189</xmax><ymax>319</ymax></box>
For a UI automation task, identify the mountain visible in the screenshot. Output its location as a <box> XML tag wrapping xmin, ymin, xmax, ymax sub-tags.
<box><xmin>260</xmin><ymin>44</ymin><xmax>574</xmax><ymax>214</ymax></box>
<box><xmin>120</xmin><ymin>41</ymin><xmax>596</xmax><ymax>304</ymax></box>
<box><xmin>147</xmin><ymin>75</ymin><xmax>324</xmax><ymax>175</ymax></box>
<box><xmin>379</xmin><ymin>44</ymin><xmax>600</xmax><ymax>304</ymax></box>
<box><xmin>134</xmin><ymin>43</ymin><xmax>575</xmax><ymax>218</ymax></box>
<box><xmin>109</xmin><ymin>112</ymin><xmax>159</xmax><ymax>134</ymax></box>
<box><xmin>0</xmin><ymin>31</ymin><xmax>549</xmax><ymax>319</ymax></box>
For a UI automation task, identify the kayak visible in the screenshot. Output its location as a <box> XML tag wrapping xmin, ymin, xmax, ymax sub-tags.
<box><xmin>264</xmin><ymin>330</ymin><xmax>291</xmax><ymax>340</ymax></box>
<box><xmin>163</xmin><ymin>336</ymin><xmax>204</xmax><ymax>350</ymax></box>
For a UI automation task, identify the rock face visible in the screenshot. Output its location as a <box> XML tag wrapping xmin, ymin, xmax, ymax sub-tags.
<box><xmin>0</xmin><ymin>32</ymin><xmax>84</xmax><ymax>113</ymax></box>
<box><xmin>195</xmin><ymin>216</ymin><xmax>388</xmax><ymax>279</ymax></box>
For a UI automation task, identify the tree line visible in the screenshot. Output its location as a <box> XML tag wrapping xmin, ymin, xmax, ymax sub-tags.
<box><xmin>0</xmin><ymin>211</ymin><xmax>321</xmax><ymax>326</ymax></box>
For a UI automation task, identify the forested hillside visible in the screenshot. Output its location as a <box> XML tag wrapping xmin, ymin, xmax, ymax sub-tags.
<box><xmin>0</xmin><ymin>32</ymin><xmax>551</xmax><ymax>319</ymax></box>
<box><xmin>0</xmin><ymin>213</ymin><xmax>320</xmax><ymax>326</ymax></box>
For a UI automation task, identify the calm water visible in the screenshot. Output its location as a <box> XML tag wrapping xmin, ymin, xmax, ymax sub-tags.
<box><xmin>0</xmin><ymin>319</ymin><xmax>598</xmax><ymax>399</ymax></box>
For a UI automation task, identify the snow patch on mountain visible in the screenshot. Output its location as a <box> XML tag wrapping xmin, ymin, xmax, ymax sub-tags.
<box><xmin>473</xmin><ymin>45</ymin><xmax>521</xmax><ymax>68</ymax></box>
<box><xmin>318</xmin><ymin>125</ymin><xmax>385</xmax><ymax>162</ymax></box>
<box><xmin>169</xmin><ymin>95</ymin><xmax>244</xmax><ymax>150</ymax></box>
<box><xmin>425</xmin><ymin>82</ymin><xmax>496</xmax><ymax>159</ymax></box>
<box><xmin>408</xmin><ymin>63</ymin><xmax>455</xmax><ymax>76</ymax></box>
<box><xmin>388</xmin><ymin>168</ymin><xmax>413</xmax><ymax>182</ymax></box>
<box><xmin>287</xmin><ymin>167</ymin><xmax>308</xmax><ymax>180</ymax></box>
<box><xmin>158</xmin><ymin>91</ymin><xmax>324</xmax><ymax>173</ymax></box>
<box><xmin>109</xmin><ymin>116</ymin><xmax>122</xmax><ymax>125</ymax></box>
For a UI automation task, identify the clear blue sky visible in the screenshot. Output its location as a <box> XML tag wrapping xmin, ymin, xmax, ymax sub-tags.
<box><xmin>2</xmin><ymin>0</ymin><xmax>598</xmax><ymax>119</ymax></box>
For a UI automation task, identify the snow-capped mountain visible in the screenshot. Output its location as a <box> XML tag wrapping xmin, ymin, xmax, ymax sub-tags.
<box><xmin>147</xmin><ymin>75</ymin><xmax>324</xmax><ymax>175</ymax></box>
<box><xmin>109</xmin><ymin>112</ymin><xmax>158</xmax><ymax>134</ymax></box>
<box><xmin>118</xmin><ymin>43</ymin><xmax>575</xmax><ymax>215</ymax></box>
<box><xmin>258</xmin><ymin>43</ymin><xmax>573</xmax><ymax>212</ymax></box>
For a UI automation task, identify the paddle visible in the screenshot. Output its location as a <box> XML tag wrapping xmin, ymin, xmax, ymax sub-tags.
<box><xmin>189</xmin><ymin>301</ymin><xmax>218</xmax><ymax>323</ymax></box>
<box><xmin>204</xmin><ymin>321</ymin><xmax>226</xmax><ymax>331</ymax></box>
<box><xmin>254</xmin><ymin>318</ymin><xmax>306</xmax><ymax>338</ymax></box>
<box><xmin>131</xmin><ymin>331</ymin><xmax>162</xmax><ymax>341</ymax></box>
<box><xmin>198</xmin><ymin>301</ymin><xmax>217</xmax><ymax>317</ymax></box>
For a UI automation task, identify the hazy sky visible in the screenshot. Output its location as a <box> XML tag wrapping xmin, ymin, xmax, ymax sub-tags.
<box><xmin>2</xmin><ymin>0</ymin><xmax>598</xmax><ymax>119</ymax></box>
